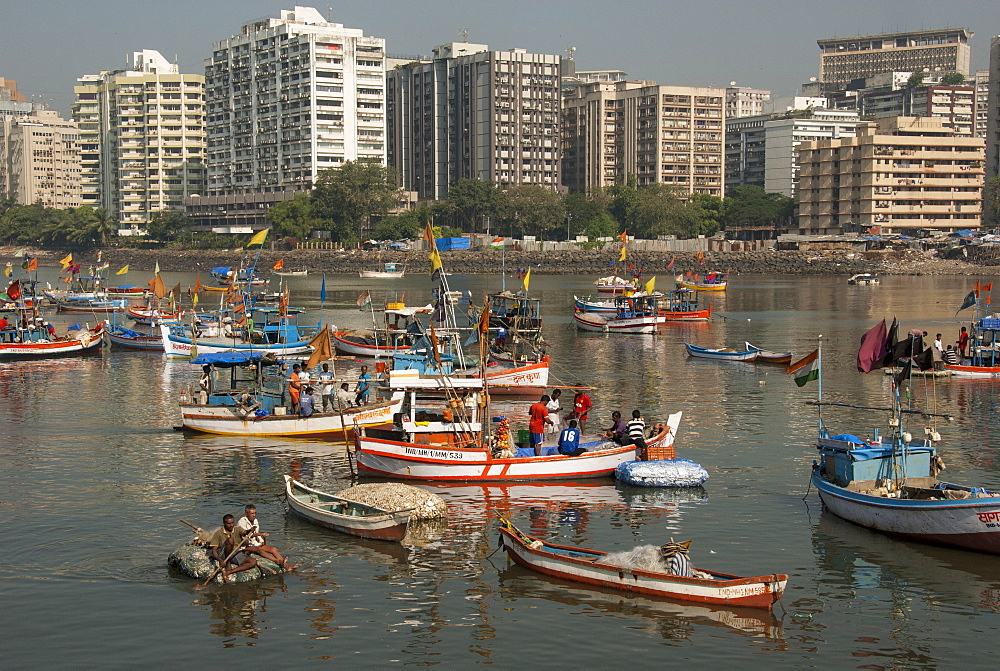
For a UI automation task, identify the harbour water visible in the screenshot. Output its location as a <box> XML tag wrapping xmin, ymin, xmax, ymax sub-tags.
<box><xmin>5</xmin><ymin>272</ymin><xmax>1000</xmax><ymax>666</ymax></box>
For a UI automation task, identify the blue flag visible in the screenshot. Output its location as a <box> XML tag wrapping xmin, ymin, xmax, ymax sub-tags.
<box><xmin>956</xmin><ymin>290</ymin><xmax>976</xmax><ymax>316</ymax></box>
<box><xmin>320</xmin><ymin>273</ymin><xmax>326</xmax><ymax>303</ymax></box>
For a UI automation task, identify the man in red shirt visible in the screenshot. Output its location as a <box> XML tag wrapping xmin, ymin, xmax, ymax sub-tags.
<box><xmin>528</xmin><ymin>394</ymin><xmax>554</xmax><ymax>455</ymax></box>
<box><xmin>572</xmin><ymin>390</ymin><xmax>593</xmax><ymax>434</ymax></box>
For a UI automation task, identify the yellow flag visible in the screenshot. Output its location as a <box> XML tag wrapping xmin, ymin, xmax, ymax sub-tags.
<box><xmin>3</xmin><ymin>265</ymin><xmax>11</xmax><ymax>278</ymax></box>
<box><xmin>429</xmin><ymin>248</ymin><xmax>443</xmax><ymax>275</ymax></box>
<box><xmin>523</xmin><ymin>268</ymin><xmax>531</xmax><ymax>293</ymax></box>
<box><xmin>60</xmin><ymin>253</ymin><xmax>73</xmax><ymax>270</ymax></box>
<box><xmin>619</xmin><ymin>246</ymin><xmax>627</xmax><ymax>263</ymax></box>
<box><xmin>644</xmin><ymin>276</ymin><xmax>656</xmax><ymax>294</ymax></box>
<box><xmin>116</xmin><ymin>265</ymin><xmax>129</xmax><ymax>275</ymax></box>
<box><xmin>192</xmin><ymin>292</ymin><xmax>199</xmax><ymax>307</ymax></box>
<box><xmin>247</xmin><ymin>229</ymin><xmax>269</xmax><ymax>247</ymax></box>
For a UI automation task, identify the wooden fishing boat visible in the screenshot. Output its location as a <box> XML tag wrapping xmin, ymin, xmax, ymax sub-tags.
<box><xmin>575</xmin><ymin>295</ymin><xmax>660</xmax><ymax>334</ymax></box>
<box><xmin>745</xmin><ymin>342</ymin><xmax>792</xmax><ymax>365</ymax></box>
<box><xmin>359</xmin><ymin>262</ymin><xmax>405</xmax><ymax>279</ymax></box>
<box><xmin>284</xmin><ymin>476</ymin><xmax>412</xmax><ymax>541</ymax></box>
<box><xmin>684</xmin><ymin>343</ymin><xmax>759</xmax><ymax>361</ymax></box>
<box><xmin>497</xmin><ymin>518</ymin><xmax>787</xmax><ymax>608</ymax></box>
<box><xmin>676</xmin><ymin>271</ymin><xmax>728</xmax><ymax>292</ymax></box>
<box><xmin>273</xmin><ymin>268</ymin><xmax>308</xmax><ymax>277</ymax></box>
<box><xmin>180</xmin><ymin>351</ymin><xmax>403</xmax><ymax>437</ymax></box>
<box><xmin>593</xmin><ymin>275</ymin><xmax>634</xmax><ymax>296</ymax></box>
<box><xmin>847</xmin><ymin>273</ymin><xmax>879</xmax><ymax>286</ymax></box>
<box><xmin>55</xmin><ymin>297</ymin><xmax>125</xmax><ymax>313</ymax></box>
<box><xmin>106</xmin><ymin>285</ymin><xmax>147</xmax><ymax>297</ymax></box>
<box><xmin>333</xmin><ymin>329</ymin><xmax>416</xmax><ymax>357</ymax></box>
<box><xmin>106</xmin><ymin>324</ymin><xmax>163</xmax><ymax>351</ymax></box>
<box><xmin>944</xmin><ymin>315</ymin><xmax>1000</xmax><ymax>377</ymax></box>
<box><xmin>161</xmin><ymin>307</ymin><xmax>318</xmax><ymax>358</ymax></box>
<box><xmin>126</xmin><ymin>305</ymin><xmax>182</xmax><ymax>324</ymax></box>
<box><xmin>658</xmin><ymin>288</ymin><xmax>712</xmax><ymax>322</ymax></box>
<box><xmin>0</xmin><ymin>322</ymin><xmax>105</xmax><ymax>360</ymax></box>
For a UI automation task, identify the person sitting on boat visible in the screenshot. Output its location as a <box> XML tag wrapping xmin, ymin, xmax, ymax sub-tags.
<box><xmin>299</xmin><ymin>386</ymin><xmax>316</xmax><ymax>417</ymax></box>
<box><xmin>659</xmin><ymin>539</ymin><xmax>693</xmax><ymax>577</ymax></box>
<box><xmin>943</xmin><ymin>345</ymin><xmax>959</xmax><ymax>365</ymax></box>
<box><xmin>208</xmin><ymin>514</ymin><xmax>257</xmax><ymax>581</ymax></box>
<box><xmin>356</xmin><ymin>365</ymin><xmax>372</xmax><ymax>406</ymax></box>
<box><xmin>0</xmin><ymin>316</ymin><xmax>9</xmax><ymax>331</ymax></box>
<box><xmin>528</xmin><ymin>395</ymin><xmax>554</xmax><ymax>456</ymax></box>
<box><xmin>334</xmin><ymin>382</ymin><xmax>355</xmax><ymax>411</ymax></box>
<box><xmin>316</xmin><ymin>363</ymin><xmax>335</xmax><ymax>412</ymax></box>
<box><xmin>235</xmin><ymin>504</ymin><xmax>298</xmax><ymax>571</ymax></box>
<box><xmin>604</xmin><ymin>411</ymin><xmax>628</xmax><ymax>445</ymax></box>
<box><xmin>288</xmin><ymin>364</ymin><xmax>303</xmax><ymax>412</ymax></box>
<box><xmin>571</xmin><ymin>389</ymin><xmax>593</xmax><ymax>434</ymax></box>
<box><xmin>557</xmin><ymin>419</ymin><xmax>586</xmax><ymax>457</ymax></box>
<box><xmin>626</xmin><ymin>409</ymin><xmax>648</xmax><ymax>457</ymax></box>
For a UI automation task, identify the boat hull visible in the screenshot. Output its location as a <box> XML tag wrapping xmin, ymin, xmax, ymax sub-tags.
<box><xmin>108</xmin><ymin>332</ymin><xmax>163</xmax><ymax>351</ymax></box>
<box><xmin>161</xmin><ymin>325</ymin><xmax>314</xmax><ymax>358</ymax></box>
<box><xmin>943</xmin><ymin>364</ymin><xmax>1000</xmax><ymax>378</ymax></box>
<box><xmin>812</xmin><ymin>470</ymin><xmax>1000</xmax><ymax>554</ymax></box>
<box><xmin>359</xmin><ymin>271</ymin><xmax>405</xmax><ymax>278</ymax></box>
<box><xmin>498</xmin><ymin>526</ymin><xmax>785</xmax><ymax>608</ymax></box>
<box><xmin>181</xmin><ymin>396</ymin><xmax>402</xmax><ymax>438</ymax></box>
<box><xmin>284</xmin><ymin>477</ymin><xmax>410</xmax><ymax>541</ymax></box>
<box><xmin>0</xmin><ymin>327</ymin><xmax>105</xmax><ymax>360</ymax></box>
<box><xmin>356</xmin><ymin>438</ymin><xmax>638</xmax><ymax>482</ymax></box>
<box><xmin>574</xmin><ymin>312</ymin><xmax>657</xmax><ymax>334</ymax></box>
<box><xmin>677</xmin><ymin>280</ymin><xmax>727</xmax><ymax>292</ymax></box>
<box><xmin>333</xmin><ymin>331</ymin><xmax>412</xmax><ymax>357</ymax></box>
<box><xmin>684</xmin><ymin>343</ymin><xmax>759</xmax><ymax>361</ymax></box>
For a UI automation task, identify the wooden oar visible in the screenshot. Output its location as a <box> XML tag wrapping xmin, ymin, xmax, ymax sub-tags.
<box><xmin>195</xmin><ymin>535</ymin><xmax>250</xmax><ymax>589</ymax></box>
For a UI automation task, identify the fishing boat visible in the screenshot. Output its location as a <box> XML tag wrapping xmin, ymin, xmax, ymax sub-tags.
<box><xmin>676</xmin><ymin>271</ymin><xmax>728</xmax><ymax>292</ymax></box>
<box><xmin>126</xmin><ymin>305</ymin><xmax>183</xmax><ymax>325</ymax></box>
<box><xmin>497</xmin><ymin>518</ymin><xmax>787</xmax><ymax>608</ymax></box>
<box><xmin>657</xmin><ymin>288</ymin><xmax>712</xmax><ymax>322</ymax></box>
<box><xmin>488</xmin><ymin>291</ymin><xmax>543</xmax><ymax>335</ymax></box>
<box><xmin>55</xmin><ymin>297</ymin><xmax>126</xmax><ymax>314</ymax></box>
<box><xmin>391</xmin><ymin>340</ymin><xmax>552</xmax><ymax>397</ymax></box>
<box><xmin>332</xmin><ymin>302</ymin><xmax>432</xmax><ymax>357</ymax></box>
<box><xmin>593</xmin><ymin>275</ymin><xmax>635</xmax><ymax>296</ymax></box>
<box><xmin>209</xmin><ymin>266</ymin><xmax>269</xmax><ymax>287</ymax></box>
<box><xmin>168</xmin><ymin>541</ymin><xmax>286</xmax><ymax>584</ymax></box>
<box><xmin>359</xmin><ymin>262</ymin><xmax>405</xmax><ymax>279</ymax></box>
<box><xmin>284</xmin><ymin>476</ymin><xmax>413</xmax><ymax>541</ymax></box>
<box><xmin>944</xmin><ymin>314</ymin><xmax>1000</xmax><ymax>377</ymax></box>
<box><xmin>684</xmin><ymin>343</ymin><xmax>760</xmax><ymax>361</ymax></box>
<box><xmin>574</xmin><ymin>295</ymin><xmax>660</xmax><ymax>334</ymax></box>
<box><xmin>106</xmin><ymin>324</ymin><xmax>164</xmax><ymax>351</ymax></box>
<box><xmin>161</xmin><ymin>306</ymin><xmax>319</xmax><ymax>358</ymax></box>
<box><xmin>179</xmin><ymin>351</ymin><xmax>403</xmax><ymax>438</ymax></box>
<box><xmin>847</xmin><ymin>273</ymin><xmax>879</xmax><ymax>286</ymax></box>
<box><xmin>746</xmin><ymin>342</ymin><xmax>792</xmax><ymax>365</ymax></box>
<box><xmin>812</xmin><ymin>327</ymin><xmax>1000</xmax><ymax>554</ymax></box>
<box><xmin>273</xmin><ymin>268</ymin><xmax>309</xmax><ymax>277</ymax></box>
<box><xmin>0</xmin><ymin>316</ymin><xmax>105</xmax><ymax>360</ymax></box>
<box><xmin>105</xmin><ymin>285</ymin><xmax>147</xmax><ymax>297</ymax></box>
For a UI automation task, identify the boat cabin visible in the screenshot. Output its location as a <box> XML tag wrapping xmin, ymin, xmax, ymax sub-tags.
<box><xmin>817</xmin><ymin>429</ymin><xmax>935</xmax><ymax>488</ymax></box>
<box><xmin>613</xmin><ymin>294</ymin><xmax>658</xmax><ymax>318</ymax></box>
<box><xmin>190</xmin><ymin>351</ymin><xmax>287</xmax><ymax>413</ymax></box>
<box><xmin>0</xmin><ymin>307</ymin><xmax>50</xmax><ymax>343</ymax></box>
<box><xmin>365</xmin><ymin>374</ymin><xmax>484</xmax><ymax>446</ymax></box>
<box><xmin>658</xmin><ymin>288</ymin><xmax>703</xmax><ymax>314</ymax></box>
<box><xmin>488</xmin><ymin>291</ymin><xmax>542</xmax><ymax>333</ymax></box>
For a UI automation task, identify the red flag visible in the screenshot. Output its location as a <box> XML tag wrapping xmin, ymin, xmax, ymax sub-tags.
<box><xmin>983</xmin><ymin>283</ymin><xmax>993</xmax><ymax>292</ymax></box>
<box><xmin>975</xmin><ymin>281</ymin><xmax>981</xmax><ymax>297</ymax></box>
<box><xmin>26</xmin><ymin>258</ymin><xmax>37</xmax><ymax>272</ymax></box>
<box><xmin>858</xmin><ymin>319</ymin><xmax>888</xmax><ymax>373</ymax></box>
<box><xmin>194</xmin><ymin>274</ymin><xmax>202</xmax><ymax>294</ymax></box>
<box><xmin>6</xmin><ymin>280</ymin><xmax>21</xmax><ymax>301</ymax></box>
<box><xmin>619</xmin><ymin>230</ymin><xmax>628</xmax><ymax>242</ymax></box>
<box><xmin>667</xmin><ymin>257</ymin><xmax>675</xmax><ymax>270</ymax></box>
<box><xmin>273</xmin><ymin>259</ymin><xmax>284</xmax><ymax>271</ymax></box>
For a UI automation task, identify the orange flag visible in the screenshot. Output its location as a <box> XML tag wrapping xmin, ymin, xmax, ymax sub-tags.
<box><xmin>194</xmin><ymin>274</ymin><xmax>201</xmax><ymax>294</ymax></box>
<box><xmin>27</xmin><ymin>258</ymin><xmax>37</xmax><ymax>272</ymax></box>
<box><xmin>305</xmin><ymin>325</ymin><xmax>333</xmax><ymax>369</ymax></box>
<box><xmin>273</xmin><ymin>259</ymin><xmax>284</xmax><ymax>271</ymax></box>
<box><xmin>983</xmin><ymin>283</ymin><xmax>993</xmax><ymax>292</ymax></box>
<box><xmin>151</xmin><ymin>274</ymin><xmax>167</xmax><ymax>299</ymax></box>
<box><xmin>233</xmin><ymin>302</ymin><xmax>246</xmax><ymax>313</ymax></box>
<box><xmin>975</xmin><ymin>281</ymin><xmax>981</xmax><ymax>297</ymax></box>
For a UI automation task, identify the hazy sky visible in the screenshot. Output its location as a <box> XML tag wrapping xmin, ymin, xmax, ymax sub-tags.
<box><xmin>2</xmin><ymin>0</ymin><xmax>997</xmax><ymax>116</ymax></box>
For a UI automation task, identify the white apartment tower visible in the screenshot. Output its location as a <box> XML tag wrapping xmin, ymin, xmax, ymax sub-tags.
<box><xmin>72</xmin><ymin>50</ymin><xmax>205</xmax><ymax>228</ymax></box>
<box><xmin>0</xmin><ymin>109</ymin><xmax>82</xmax><ymax>208</ymax></box>
<box><xmin>205</xmin><ymin>6</ymin><xmax>386</xmax><ymax>196</ymax></box>
<box><xmin>387</xmin><ymin>43</ymin><xmax>561</xmax><ymax>200</ymax></box>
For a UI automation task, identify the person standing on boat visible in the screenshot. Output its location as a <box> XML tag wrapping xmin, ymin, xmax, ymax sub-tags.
<box><xmin>356</xmin><ymin>365</ymin><xmax>372</xmax><ymax>405</ymax></box>
<box><xmin>317</xmin><ymin>363</ymin><xmax>335</xmax><ymax>412</ymax></box>
<box><xmin>545</xmin><ymin>389</ymin><xmax>562</xmax><ymax>435</ymax></box>
<box><xmin>626</xmin><ymin>410</ymin><xmax>648</xmax><ymax>457</ymax></box>
<box><xmin>208</xmin><ymin>514</ymin><xmax>257</xmax><ymax>581</ymax></box>
<box><xmin>528</xmin><ymin>395</ymin><xmax>554</xmax><ymax>455</ymax></box>
<box><xmin>0</xmin><ymin>316</ymin><xmax>8</xmax><ymax>331</ymax></box>
<box><xmin>571</xmin><ymin>389</ymin><xmax>593</xmax><ymax>434</ymax></box>
<box><xmin>958</xmin><ymin>327</ymin><xmax>969</xmax><ymax>360</ymax></box>
<box><xmin>557</xmin><ymin>419</ymin><xmax>585</xmax><ymax>456</ymax></box>
<box><xmin>198</xmin><ymin>365</ymin><xmax>213</xmax><ymax>404</ymax></box>
<box><xmin>236</xmin><ymin>505</ymin><xmax>298</xmax><ymax>571</ymax></box>
<box><xmin>334</xmin><ymin>382</ymin><xmax>355</xmax><ymax>411</ymax></box>
<box><xmin>298</xmin><ymin>360</ymin><xmax>311</xmax><ymax>385</ymax></box>
<box><xmin>288</xmin><ymin>363</ymin><xmax>303</xmax><ymax>413</ymax></box>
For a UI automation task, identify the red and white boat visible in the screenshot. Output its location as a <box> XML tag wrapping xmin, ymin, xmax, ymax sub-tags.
<box><xmin>333</xmin><ymin>330</ymin><xmax>415</xmax><ymax>357</ymax></box>
<box><xmin>106</xmin><ymin>285</ymin><xmax>147</xmax><ymax>297</ymax></box>
<box><xmin>594</xmin><ymin>275</ymin><xmax>635</xmax><ymax>296</ymax></box>
<box><xmin>497</xmin><ymin>518</ymin><xmax>787</xmax><ymax>609</ymax></box>
<box><xmin>575</xmin><ymin>295</ymin><xmax>660</xmax><ymax>334</ymax></box>
<box><xmin>0</xmin><ymin>323</ymin><xmax>105</xmax><ymax>360</ymax></box>
<box><xmin>126</xmin><ymin>305</ymin><xmax>182</xmax><ymax>324</ymax></box>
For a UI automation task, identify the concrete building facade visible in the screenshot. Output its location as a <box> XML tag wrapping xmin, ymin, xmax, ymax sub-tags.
<box><xmin>987</xmin><ymin>38</ymin><xmax>1000</xmax><ymax>185</ymax></box>
<box><xmin>974</xmin><ymin>70</ymin><xmax>990</xmax><ymax>139</ymax></box>
<box><xmin>387</xmin><ymin>42</ymin><xmax>561</xmax><ymax>200</ymax></box>
<box><xmin>205</xmin><ymin>6</ymin><xmax>386</xmax><ymax>198</ymax></box>
<box><xmin>796</xmin><ymin>117</ymin><xmax>984</xmax><ymax>235</ymax></box>
<box><xmin>562</xmin><ymin>80</ymin><xmax>726</xmax><ymax>197</ymax></box>
<box><xmin>725</xmin><ymin>108</ymin><xmax>860</xmax><ymax>197</ymax></box>
<box><xmin>725</xmin><ymin>86</ymin><xmax>771</xmax><ymax>120</ymax></box>
<box><xmin>0</xmin><ymin>109</ymin><xmax>82</xmax><ymax>208</ymax></box>
<box><xmin>817</xmin><ymin>29</ymin><xmax>973</xmax><ymax>90</ymax></box>
<box><xmin>72</xmin><ymin>50</ymin><xmax>205</xmax><ymax>230</ymax></box>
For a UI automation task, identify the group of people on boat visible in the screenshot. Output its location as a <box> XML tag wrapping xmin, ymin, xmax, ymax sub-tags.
<box><xmin>285</xmin><ymin>361</ymin><xmax>373</xmax><ymax>417</ymax></box>
<box><xmin>207</xmin><ymin>505</ymin><xmax>298</xmax><ymax>581</ymax></box>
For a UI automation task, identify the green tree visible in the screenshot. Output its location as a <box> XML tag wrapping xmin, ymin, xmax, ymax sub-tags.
<box><xmin>504</xmin><ymin>185</ymin><xmax>565</xmax><ymax>238</ymax></box>
<box><xmin>268</xmin><ymin>193</ymin><xmax>315</xmax><ymax>240</ymax></box>
<box><xmin>446</xmin><ymin>179</ymin><xmax>508</xmax><ymax>234</ymax></box>
<box><xmin>722</xmin><ymin>185</ymin><xmax>794</xmax><ymax>234</ymax></box>
<box><xmin>680</xmin><ymin>193</ymin><xmax>724</xmax><ymax>238</ymax></box>
<box><xmin>145</xmin><ymin>211</ymin><xmax>189</xmax><ymax>243</ymax></box>
<box><xmin>371</xmin><ymin>204</ymin><xmax>430</xmax><ymax>240</ymax></box>
<box><xmin>906</xmin><ymin>72</ymin><xmax>925</xmax><ymax>88</ymax></box>
<box><xmin>940</xmin><ymin>72</ymin><xmax>966</xmax><ymax>86</ymax></box>
<box><xmin>632</xmin><ymin>184</ymin><xmax>684</xmax><ymax>239</ymax></box>
<box><xmin>583</xmin><ymin>212</ymin><xmax>620</xmax><ymax>239</ymax></box>
<box><xmin>565</xmin><ymin>191</ymin><xmax>612</xmax><ymax>239</ymax></box>
<box><xmin>312</xmin><ymin>161</ymin><xmax>401</xmax><ymax>244</ymax></box>
<box><xmin>607</xmin><ymin>175</ymin><xmax>639</xmax><ymax>233</ymax></box>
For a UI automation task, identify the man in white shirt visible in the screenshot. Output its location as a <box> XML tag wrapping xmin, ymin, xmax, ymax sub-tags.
<box><xmin>317</xmin><ymin>363</ymin><xmax>335</xmax><ymax>412</ymax></box>
<box><xmin>236</xmin><ymin>504</ymin><xmax>298</xmax><ymax>570</ymax></box>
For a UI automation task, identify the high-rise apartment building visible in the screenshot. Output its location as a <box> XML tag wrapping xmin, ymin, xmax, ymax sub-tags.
<box><xmin>796</xmin><ymin>117</ymin><xmax>984</xmax><ymax>235</ymax></box>
<box><xmin>204</xmin><ymin>6</ymin><xmax>386</xmax><ymax>197</ymax></box>
<box><xmin>725</xmin><ymin>86</ymin><xmax>771</xmax><ymax>120</ymax></box>
<box><xmin>0</xmin><ymin>109</ymin><xmax>82</xmax><ymax>208</ymax></box>
<box><xmin>725</xmin><ymin>107</ymin><xmax>860</xmax><ymax>197</ymax></box>
<box><xmin>387</xmin><ymin>42</ymin><xmax>561</xmax><ymax>200</ymax></box>
<box><xmin>974</xmin><ymin>70</ymin><xmax>990</xmax><ymax>139</ymax></box>
<box><xmin>817</xmin><ymin>29</ymin><xmax>972</xmax><ymax>90</ymax></box>
<box><xmin>987</xmin><ymin>38</ymin><xmax>1000</xmax><ymax>185</ymax></box>
<box><xmin>561</xmin><ymin>80</ymin><xmax>725</xmax><ymax>196</ymax></box>
<box><xmin>72</xmin><ymin>50</ymin><xmax>205</xmax><ymax>229</ymax></box>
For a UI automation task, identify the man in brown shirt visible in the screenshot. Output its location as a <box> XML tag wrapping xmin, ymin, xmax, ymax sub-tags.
<box><xmin>208</xmin><ymin>514</ymin><xmax>257</xmax><ymax>581</ymax></box>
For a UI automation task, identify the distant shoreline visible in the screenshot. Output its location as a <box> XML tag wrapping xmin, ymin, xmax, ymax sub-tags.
<box><xmin>1</xmin><ymin>246</ymin><xmax>991</xmax><ymax>276</ymax></box>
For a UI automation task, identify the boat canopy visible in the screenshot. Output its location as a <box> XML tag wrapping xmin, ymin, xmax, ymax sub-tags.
<box><xmin>385</xmin><ymin>304</ymin><xmax>432</xmax><ymax>318</ymax></box>
<box><xmin>190</xmin><ymin>351</ymin><xmax>265</xmax><ymax>366</ymax></box>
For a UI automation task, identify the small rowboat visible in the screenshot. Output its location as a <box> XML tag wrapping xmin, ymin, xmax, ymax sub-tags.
<box><xmin>284</xmin><ymin>476</ymin><xmax>412</xmax><ymax>541</ymax></box>
<box><xmin>360</xmin><ymin>262</ymin><xmax>405</xmax><ymax>279</ymax></box>
<box><xmin>273</xmin><ymin>269</ymin><xmax>308</xmax><ymax>277</ymax></box>
<box><xmin>745</xmin><ymin>342</ymin><xmax>792</xmax><ymax>365</ymax></box>
<box><xmin>497</xmin><ymin>518</ymin><xmax>787</xmax><ymax>608</ymax></box>
<box><xmin>684</xmin><ymin>343</ymin><xmax>760</xmax><ymax>361</ymax></box>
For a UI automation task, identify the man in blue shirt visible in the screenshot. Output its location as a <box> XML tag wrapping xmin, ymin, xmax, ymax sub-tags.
<box><xmin>558</xmin><ymin>419</ymin><xmax>585</xmax><ymax>456</ymax></box>
<box><xmin>298</xmin><ymin>386</ymin><xmax>316</xmax><ymax>417</ymax></box>
<box><xmin>356</xmin><ymin>365</ymin><xmax>372</xmax><ymax>405</ymax></box>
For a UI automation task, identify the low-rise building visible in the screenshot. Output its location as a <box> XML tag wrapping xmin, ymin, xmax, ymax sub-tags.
<box><xmin>796</xmin><ymin>116</ymin><xmax>985</xmax><ymax>235</ymax></box>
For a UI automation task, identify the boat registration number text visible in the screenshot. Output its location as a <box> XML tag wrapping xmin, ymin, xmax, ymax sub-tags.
<box><xmin>404</xmin><ymin>446</ymin><xmax>466</xmax><ymax>460</ymax></box>
<box><xmin>977</xmin><ymin>511</ymin><xmax>1000</xmax><ymax>527</ymax></box>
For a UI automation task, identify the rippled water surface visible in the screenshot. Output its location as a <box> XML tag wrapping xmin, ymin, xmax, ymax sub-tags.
<box><xmin>4</xmin><ymin>272</ymin><xmax>1000</xmax><ymax>666</ymax></box>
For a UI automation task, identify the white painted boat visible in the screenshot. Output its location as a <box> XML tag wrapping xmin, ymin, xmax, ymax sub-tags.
<box><xmin>0</xmin><ymin>323</ymin><xmax>105</xmax><ymax>360</ymax></box>
<box><xmin>847</xmin><ymin>273</ymin><xmax>879</xmax><ymax>286</ymax></box>
<box><xmin>273</xmin><ymin>269</ymin><xmax>308</xmax><ymax>277</ymax></box>
<box><xmin>284</xmin><ymin>476</ymin><xmax>412</xmax><ymax>541</ymax></box>
<box><xmin>161</xmin><ymin>324</ymin><xmax>315</xmax><ymax>358</ymax></box>
<box><xmin>360</xmin><ymin>262</ymin><xmax>406</xmax><ymax>279</ymax></box>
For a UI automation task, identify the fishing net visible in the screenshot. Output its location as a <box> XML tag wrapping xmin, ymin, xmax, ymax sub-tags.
<box><xmin>615</xmin><ymin>458</ymin><xmax>709</xmax><ymax>487</ymax></box>
<box><xmin>167</xmin><ymin>541</ymin><xmax>284</xmax><ymax>584</ymax></box>
<box><xmin>597</xmin><ymin>545</ymin><xmax>669</xmax><ymax>572</ymax></box>
<box><xmin>335</xmin><ymin>482</ymin><xmax>448</xmax><ymax>521</ymax></box>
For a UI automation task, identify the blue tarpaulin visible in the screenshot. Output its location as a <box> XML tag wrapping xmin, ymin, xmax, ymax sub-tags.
<box><xmin>190</xmin><ymin>352</ymin><xmax>264</xmax><ymax>366</ymax></box>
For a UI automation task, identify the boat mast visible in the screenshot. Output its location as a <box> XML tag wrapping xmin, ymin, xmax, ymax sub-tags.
<box><xmin>817</xmin><ymin>335</ymin><xmax>824</xmax><ymax>437</ymax></box>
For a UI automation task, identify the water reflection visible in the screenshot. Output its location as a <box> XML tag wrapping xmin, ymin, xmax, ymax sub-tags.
<box><xmin>186</xmin><ymin>576</ymin><xmax>289</xmax><ymax>643</ymax></box>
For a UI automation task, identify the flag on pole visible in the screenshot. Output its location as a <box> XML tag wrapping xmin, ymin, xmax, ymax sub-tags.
<box><xmin>857</xmin><ymin>319</ymin><xmax>888</xmax><ymax>373</ymax></box>
<box><xmin>273</xmin><ymin>259</ymin><xmax>284</xmax><ymax>271</ymax></box>
<box><xmin>247</xmin><ymin>229</ymin><xmax>269</xmax><ymax>247</ymax></box>
<box><xmin>357</xmin><ymin>289</ymin><xmax>372</xmax><ymax>311</ymax></box>
<box><xmin>975</xmin><ymin>281</ymin><xmax>981</xmax><ymax>297</ymax></box>
<box><xmin>6</xmin><ymin>280</ymin><xmax>21</xmax><ymax>301</ymax></box>
<box><xmin>429</xmin><ymin>249</ymin><xmax>443</xmax><ymax>281</ymax></box>
<box><xmin>116</xmin><ymin>265</ymin><xmax>129</xmax><ymax>275</ymax></box>
<box><xmin>667</xmin><ymin>257</ymin><xmax>675</xmax><ymax>270</ymax></box>
<box><xmin>787</xmin><ymin>349</ymin><xmax>820</xmax><ymax>387</ymax></box>
<box><xmin>3</xmin><ymin>265</ymin><xmax>11</xmax><ymax>278</ymax></box>
<box><xmin>983</xmin><ymin>283</ymin><xmax>993</xmax><ymax>292</ymax></box>
<box><xmin>619</xmin><ymin>230</ymin><xmax>628</xmax><ymax>242</ymax></box>
<box><xmin>96</xmin><ymin>261</ymin><xmax>109</xmax><ymax>271</ymax></box>
<box><xmin>423</xmin><ymin>222</ymin><xmax>437</xmax><ymax>245</ymax></box>
<box><xmin>60</xmin><ymin>253</ymin><xmax>73</xmax><ymax>270</ymax></box>
<box><xmin>522</xmin><ymin>268</ymin><xmax>531</xmax><ymax>293</ymax></box>
<box><xmin>956</xmin><ymin>290</ymin><xmax>977</xmax><ymax>316</ymax></box>
<box><xmin>192</xmin><ymin>291</ymin><xmax>199</xmax><ymax>307</ymax></box>
<box><xmin>644</xmin><ymin>276</ymin><xmax>656</xmax><ymax>294</ymax></box>
<box><xmin>26</xmin><ymin>258</ymin><xmax>37</xmax><ymax>272</ymax></box>
<box><xmin>305</xmin><ymin>325</ymin><xmax>334</xmax><ymax>369</ymax></box>
<box><xmin>194</xmin><ymin>274</ymin><xmax>201</xmax><ymax>294</ymax></box>
<box><xmin>154</xmin><ymin>261</ymin><xmax>160</xmax><ymax>275</ymax></box>
<box><xmin>618</xmin><ymin>246</ymin><xmax>627</xmax><ymax>263</ymax></box>
<box><xmin>320</xmin><ymin>273</ymin><xmax>327</xmax><ymax>302</ymax></box>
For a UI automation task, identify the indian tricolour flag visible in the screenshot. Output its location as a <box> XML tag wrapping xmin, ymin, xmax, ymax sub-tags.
<box><xmin>787</xmin><ymin>349</ymin><xmax>820</xmax><ymax>387</ymax></box>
